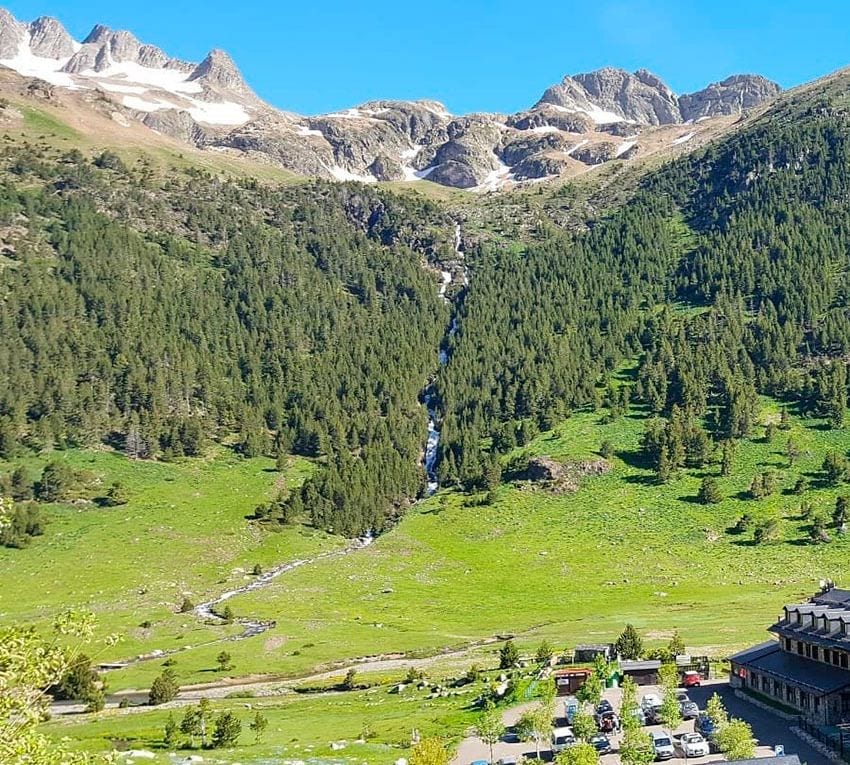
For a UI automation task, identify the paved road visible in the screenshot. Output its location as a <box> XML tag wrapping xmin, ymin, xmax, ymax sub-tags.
<box><xmin>452</xmin><ymin>680</ymin><xmax>832</xmax><ymax>765</ymax></box>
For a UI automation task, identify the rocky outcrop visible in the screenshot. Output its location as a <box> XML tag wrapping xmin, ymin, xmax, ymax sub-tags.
<box><xmin>517</xmin><ymin>456</ymin><xmax>612</xmax><ymax>493</ymax></box>
<box><xmin>0</xmin><ymin>9</ymin><xmax>26</xmax><ymax>58</ymax></box>
<box><xmin>679</xmin><ymin>75</ymin><xmax>781</xmax><ymax>121</ymax></box>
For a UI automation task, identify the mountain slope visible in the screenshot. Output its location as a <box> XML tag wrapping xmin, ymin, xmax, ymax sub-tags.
<box><xmin>0</xmin><ymin>7</ymin><xmax>781</xmax><ymax>189</ymax></box>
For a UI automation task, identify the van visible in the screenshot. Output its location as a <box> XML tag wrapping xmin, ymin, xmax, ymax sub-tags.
<box><xmin>551</xmin><ymin>727</ymin><xmax>576</xmax><ymax>753</ymax></box>
<box><xmin>651</xmin><ymin>731</ymin><xmax>675</xmax><ymax>761</ymax></box>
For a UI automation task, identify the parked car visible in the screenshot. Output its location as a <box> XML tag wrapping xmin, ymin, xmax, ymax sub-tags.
<box><xmin>551</xmin><ymin>727</ymin><xmax>576</xmax><ymax>753</ymax></box>
<box><xmin>695</xmin><ymin>715</ymin><xmax>720</xmax><ymax>751</ymax></box>
<box><xmin>597</xmin><ymin>711</ymin><xmax>620</xmax><ymax>733</ymax></box>
<box><xmin>497</xmin><ymin>757</ymin><xmax>518</xmax><ymax>765</ymax></box>
<box><xmin>674</xmin><ymin>732</ymin><xmax>710</xmax><ymax>758</ymax></box>
<box><xmin>680</xmin><ymin>700</ymin><xmax>700</xmax><ymax>719</ymax></box>
<box><xmin>641</xmin><ymin>693</ymin><xmax>662</xmax><ymax>710</ymax></box>
<box><xmin>676</xmin><ymin>691</ymin><xmax>691</xmax><ymax>703</ymax></box>
<box><xmin>682</xmin><ymin>671</ymin><xmax>702</xmax><ymax>687</ymax></box>
<box><xmin>596</xmin><ymin>699</ymin><xmax>614</xmax><ymax>715</ymax></box>
<box><xmin>695</xmin><ymin>714</ymin><xmax>717</xmax><ymax>736</ymax></box>
<box><xmin>590</xmin><ymin>734</ymin><xmax>612</xmax><ymax>755</ymax></box>
<box><xmin>651</xmin><ymin>731</ymin><xmax>675</xmax><ymax>761</ymax></box>
<box><xmin>564</xmin><ymin>695</ymin><xmax>580</xmax><ymax>723</ymax></box>
<box><xmin>644</xmin><ymin>704</ymin><xmax>663</xmax><ymax>725</ymax></box>
<box><xmin>470</xmin><ymin>760</ymin><xmax>489</xmax><ymax>765</ymax></box>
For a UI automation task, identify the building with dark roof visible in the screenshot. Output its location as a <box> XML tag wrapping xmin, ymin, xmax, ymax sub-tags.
<box><xmin>729</xmin><ymin>584</ymin><xmax>850</xmax><ymax>724</ymax></box>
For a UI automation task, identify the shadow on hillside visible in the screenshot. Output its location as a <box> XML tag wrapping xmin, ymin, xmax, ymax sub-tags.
<box><xmin>622</xmin><ymin>473</ymin><xmax>658</xmax><ymax>487</ymax></box>
<box><xmin>615</xmin><ymin>448</ymin><xmax>654</xmax><ymax>471</ymax></box>
<box><xmin>678</xmin><ymin>494</ymin><xmax>704</xmax><ymax>505</ymax></box>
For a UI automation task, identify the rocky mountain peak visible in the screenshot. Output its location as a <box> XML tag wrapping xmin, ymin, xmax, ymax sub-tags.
<box><xmin>188</xmin><ymin>48</ymin><xmax>251</xmax><ymax>95</ymax></box>
<box><xmin>82</xmin><ymin>23</ymin><xmax>110</xmax><ymax>45</ymax></box>
<box><xmin>0</xmin><ymin>8</ymin><xmax>26</xmax><ymax>58</ymax></box>
<box><xmin>536</xmin><ymin>67</ymin><xmax>680</xmax><ymax>125</ymax></box>
<box><xmin>28</xmin><ymin>16</ymin><xmax>76</xmax><ymax>59</ymax></box>
<box><xmin>679</xmin><ymin>74</ymin><xmax>781</xmax><ymax>121</ymax></box>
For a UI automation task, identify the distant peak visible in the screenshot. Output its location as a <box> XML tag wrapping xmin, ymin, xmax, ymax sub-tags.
<box><xmin>188</xmin><ymin>48</ymin><xmax>251</xmax><ymax>95</ymax></box>
<box><xmin>83</xmin><ymin>23</ymin><xmax>111</xmax><ymax>44</ymax></box>
<box><xmin>28</xmin><ymin>14</ymin><xmax>76</xmax><ymax>59</ymax></box>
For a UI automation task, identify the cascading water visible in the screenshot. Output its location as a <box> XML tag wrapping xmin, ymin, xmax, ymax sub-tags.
<box><xmin>422</xmin><ymin>223</ymin><xmax>465</xmax><ymax>496</ymax></box>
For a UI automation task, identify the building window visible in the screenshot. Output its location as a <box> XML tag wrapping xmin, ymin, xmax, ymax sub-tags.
<box><xmin>786</xmin><ymin>685</ymin><xmax>796</xmax><ymax>705</ymax></box>
<box><xmin>800</xmin><ymin>690</ymin><xmax>810</xmax><ymax>710</ymax></box>
<box><xmin>841</xmin><ymin>653</ymin><xmax>849</xmax><ymax>669</ymax></box>
<box><xmin>824</xmin><ymin>649</ymin><xmax>832</xmax><ymax>663</ymax></box>
<box><xmin>761</xmin><ymin>675</ymin><xmax>769</xmax><ymax>692</ymax></box>
<box><xmin>833</xmin><ymin>652</ymin><xmax>840</xmax><ymax>666</ymax></box>
<box><xmin>812</xmin><ymin>645</ymin><xmax>819</xmax><ymax>661</ymax></box>
<box><xmin>814</xmin><ymin>696</ymin><xmax>820</xmax><ymax>712</ymax></box>
<box><xmin>797</xmin><ymin>642</ymin><xmax>804</xmax><ymax>655</ymax></box>
<box><xmin>784</xmin><ymin>637</ymin><xmax>792</xmax><ymax>651</ymax></box>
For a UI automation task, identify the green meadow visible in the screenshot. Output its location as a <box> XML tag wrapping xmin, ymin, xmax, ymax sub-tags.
<box><xmin>9</xmin><ymin>399</ymin><xmax>835</xmax><ymax>692</ymax></box>
<box><xmin>0</xmin><ymin>447</ymin><xmax>341</xmax><ymax>662</ymax></box>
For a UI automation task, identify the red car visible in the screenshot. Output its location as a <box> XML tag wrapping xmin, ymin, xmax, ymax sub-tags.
<box><xmin>682</xmin><ymin>671</ymin><xmax>702</xmax><ymax>687</ymax></box>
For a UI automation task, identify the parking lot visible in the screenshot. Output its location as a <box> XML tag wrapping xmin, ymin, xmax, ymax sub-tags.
<box><xmin>452</xmin><ymin>679</ymin><xmax>828</xmax><ymax>765</ymax></box>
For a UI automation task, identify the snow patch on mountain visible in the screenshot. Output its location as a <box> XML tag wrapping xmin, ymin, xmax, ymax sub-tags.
<box><xmin>615</xmin><ymin>140</ymin><xmax>636</xmax><ymax>157</ymax></box>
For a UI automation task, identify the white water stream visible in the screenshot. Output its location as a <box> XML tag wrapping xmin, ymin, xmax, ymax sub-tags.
<box><xmin>422</xmin><ymin>222</ymin><xmax>465</xmax><ymax>495</ymax></box>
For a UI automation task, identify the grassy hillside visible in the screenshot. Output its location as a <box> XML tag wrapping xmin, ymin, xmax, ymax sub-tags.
<box><xmin>0</xmin><ymin>447</ymin><xmax>340</xmax><ymax>660</ymax></box>
<box><xmin>37</xmin><ymin>397</ymin><xmax>838</xmax><ymax>694</ymax></box>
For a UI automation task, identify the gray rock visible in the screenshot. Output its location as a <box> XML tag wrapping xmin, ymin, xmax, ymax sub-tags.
<box><xmin>28</xmin><ymin>16</ymin><xmax>76</xmax><ymax>59</ymax></box>
<box><xmin>367</xmin><ymin>155</ymin><xmax>404</xmax><ymax>181</ymax></box>
<box><xmin>679</xmin><ymin>74</ymin><xmax>780</xmax><ymax>121</ymax></box>
<box><xmin>537</xmin><ymin>67</ymin><xmax>680</xmax><ymax>125</ymax></box>
<box><xmin>0</xmin><ymin>9</ymin><xmax>27</xmax><ymax>59</ymax></box>
<box><xmin>188</xmin><ymin>49</ymin><xmax>251</xmax><ymax>96</ymax></box>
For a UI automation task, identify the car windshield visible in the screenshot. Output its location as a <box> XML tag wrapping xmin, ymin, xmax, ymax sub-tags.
<box><xmin>656</xmin><ymin>737</ymin><xmax>672</xmax><ymax>746</ymax></box>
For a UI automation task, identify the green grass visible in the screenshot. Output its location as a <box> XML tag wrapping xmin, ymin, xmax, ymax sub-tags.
<box><xmin>0</xmin><ymin>446</ymin><xmax>341</xmax><ymax>664</ymax></box>
<box><xmin>20</xmin><ymin>105</ymin><xmax>82</xmax><ymax>141</ymax></box>
<box><xmin>44</xmin><ymin>682</ymin><xmax>479</xmax><ymax>765</ymax></box>
<box><xmin>89</xmin><ymin>399</ymin><xmax>850</xmax><ymax>693</ymax></box>
<box><xmin>5</xmin><ymin>400</ymin><xmax>849</xmax><ymax>697</ymax></box>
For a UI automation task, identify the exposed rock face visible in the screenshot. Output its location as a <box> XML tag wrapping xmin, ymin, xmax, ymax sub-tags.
<box><xmin>28</xmin><ymin>16</ymin><xmax>75</xmax><ymax>58</ymax></box>
<box><xmin>0</xmin><ymin>9</ymin><xmax>26</xmax><ymax>58</ymax></box>
<box><xmin>679</xmin><ymin>75</ymin><xmax>781</xmax><ymax>121</ymax></box>
<box><xmin>0</xmin><ymin>8</ymin><xmax>783</xmax><ymax>190</ymax></box>
<box><xmin>537</xmin><ymin>67</ymin><xmax>681</xmax><ymax>125</ymax></box>
<box><xmin>189</xmin><ymin>49</ymin><xmax>251</xmax><ymax>96</ymax></box>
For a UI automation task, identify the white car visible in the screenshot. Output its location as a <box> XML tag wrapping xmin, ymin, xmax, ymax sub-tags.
<box><xmin>641</xmin><ymin>692</ymin><xmax>663</xmax><ymax>709</ymax></box>
<box><xmin>676</xmin><ymin>732</ymin><xmax>710</xmax><ymax>757</ymax></box>
<box><xmin>651</xmin><ymin>731</ymin><xmax>675</xmax><ymax>760</ymax></box>
<box><xmin>551</xmin><ymin>726</ymin><xmax>576</xmax><ymax>753</ymax></box>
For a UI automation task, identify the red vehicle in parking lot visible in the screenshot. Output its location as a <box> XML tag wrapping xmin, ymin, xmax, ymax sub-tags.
<box><xmin>682</xmin><ymin>671</ymin><xmax>702</xmax><ymax>687</ymax></box>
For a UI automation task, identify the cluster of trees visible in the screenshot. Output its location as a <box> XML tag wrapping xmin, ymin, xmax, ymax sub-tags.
<box><xmin>162</xmin><ymin>698</ymin><xmax>264</xmax><ymax>750</ymax></box>
<box><xmin>0</xmin><ymin>461</ymin><xmax>128</xmax><ymax>546</ymax></box>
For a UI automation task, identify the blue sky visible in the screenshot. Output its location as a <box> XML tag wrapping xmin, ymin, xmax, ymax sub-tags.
<box><xmin>5</xmin><ymin>0</ymin><xmax>850</xmax><ymax>115</ymax></box>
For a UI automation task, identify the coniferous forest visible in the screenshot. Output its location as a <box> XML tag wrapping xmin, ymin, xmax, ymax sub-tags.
<box><xmin>2</xmin><ymin>84</ymin><xmax>850</xmax><ymax>536</ymax></box>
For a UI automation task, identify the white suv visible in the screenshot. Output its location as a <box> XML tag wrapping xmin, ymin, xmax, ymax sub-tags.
<box><xmin>651</xmin><ymin>731</ymin><xmax>675</xmax><ymax>760</ymax></box>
